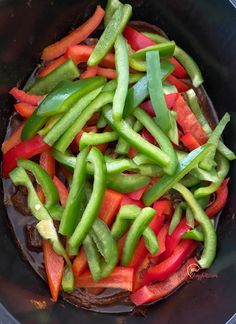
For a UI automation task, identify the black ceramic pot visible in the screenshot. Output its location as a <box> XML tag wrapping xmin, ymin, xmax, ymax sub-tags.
<box><xmin>0</xmin><ymin>1</ymin><xmax>236</xmax><ymax>323</ymax></box>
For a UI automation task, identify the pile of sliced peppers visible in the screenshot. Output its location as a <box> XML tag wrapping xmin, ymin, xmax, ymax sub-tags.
<box><xmin>2</xmin><ymin>0</ymin><xmax>235</xmax><ymax>308</ymax></box>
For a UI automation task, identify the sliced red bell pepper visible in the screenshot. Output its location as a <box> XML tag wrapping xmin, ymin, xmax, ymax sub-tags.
<box><xmin>1</xmin><ymin>123</ymin><xmax>25</xmax><ymax>154</ymax></box>
<box><xmin>40</xmin><ymin>150</ymin><xmax>55</xmax><ymax>178</ymax></box>
<box><xmin>39</xmin><ymin>56</ymin><xmax>67</xmax><ymax>77</ymax></box>
<box><xmin>9</xmin><ymin>87</ymin><xmax>43</xmax><ymax>105</ymax></box>
<box><xmin>2</xmin><ymin>134</ymin><xmax>50</xmax><ymax>178</ymax></box>
<box><xmin>151</xmin><ymin>223</ymin><xmax>169</xmax><ymax>258</ymax></box>
<box><xmin>121</xmin><ymin>195</ymin><xmax>145</xmax><ymax>208</ymax></box>
<box><xmin>180</xmin><ymin>133</ymin><xmax>201</xmax><ymax>151</ymax></box>
<box><xmin>128</xmin><ymin>184</ymin><xmax>149</xmax><ymax>201</ymax></box>
<box><xmin>117</xmin><ymin>235</ymin><xmax>126</xmax><ymax>262</ymax></box>
<box><xmin>53</xmin><ymin>176</ymin><xmax>69</xmax><ymax>208</ymax></box>
<box><xmin>67</xmin><ymin>45</ymin><xmax>115</xmax><ymax>68</ymax></box>
<box><xmin>75</xmin><ymin>266</ymin><xmax>134</xmax><ymax>291</ymax></box>
<box><xmin>96</xmin><ymin>67</ymin><xmax>116</xmax><ymax>79</ymax></box>
<box><xmin>99</xmin><ymin>189</ymin><xmax>123</xmax><ymax>227</ymax></box>
<box><xmin>14</xmin><ymin>103</ymin><xmax>37</xmax><ymax>118</ymax></box>
<box><xmin>72</xmin><ymin>248</ymin><xmax>88</xmax><ymax>286</ymax></box>
<box><xmin>153</xmin><ymin>199</ymin><xmax>174</xmax><ymax>220</ymax></box>
<box><xmin>41</xmin><ymin>6</ymin><xmax>105</xmax><ymax>60</ymax></box>
<box><xmin>205</xmin><ymin>178</ymin><xmax>229</xmax><ymax>218</ymax></box>
<box><xmin>87</xmin><ymin>112</ymin><xmax>101</xmax><ymax>126</ymax></box>
<box><xmin>166</xmin><ymin>74</ymin><xmax>189</xmax><ymax>92</ymax></box>
<box><xmin>128</xmin><ymin>146</ymin><xmax>139</xmax><ymax>158</ymax></box>
<box><xmin>142</xmin><ymin>239</ymin><xmax>198</xmax><ymax>285</ymax></box>
<box><xmin>173</xmin><ymin>95</ymin><xmax>208</xmax><ymax>145</ymax></box>
<box><xmin>80</xmin><ymin>66</ymin><xmax>98</xmax><ymax>79</ymax></box>
<box><xmin>169</xmin><ymin>57</ymin><xmax>187</xmax><ymax>78</ymax></box>
<box><xmin>140</xmin><ymin>94</ymin><xmax>178</xmax><ymax>117</ymax></box>
<box><xmin>43</xmin><ymin>240</ymin><xmax>64</xmax><ymax>302</ymax></box>
<box><xmin>130</xmin><ymin>257</ymin><xmax>196</xmax><ymax>305</ymax></box>
<box><xmin>141</xmin><ymin>128</ymin><xmax>156</xmax><ymax>145</ymax></box>
<box><xmin>160</xmin><ymin>218</ymin><xmax>190</xmax><ymax>261</ymax></box>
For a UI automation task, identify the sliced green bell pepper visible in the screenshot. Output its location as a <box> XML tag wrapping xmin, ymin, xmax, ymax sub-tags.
<box><xmin>107</xmin><ymin>172</ymin><xmax>151</xmax><ymax>193</ymax></box>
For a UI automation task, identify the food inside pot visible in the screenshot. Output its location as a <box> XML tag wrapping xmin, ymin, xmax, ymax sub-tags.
<box><xmin>2</xmin><ymin>0</ymin><xmax>235</xmax><ymax>313</ymax></box>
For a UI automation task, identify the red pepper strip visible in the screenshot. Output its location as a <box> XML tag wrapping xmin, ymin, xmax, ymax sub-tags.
<box><xmin>38</xmin><ymin>56</ymin><xmax>67</xmax><ymax>77</ymax></box>
<box><xmin>43</xmin><ymin>240</ymin><xmax>64</xmax><ymax>302</ymax></box>
<box><xmin>2</xmin><ymin>135</ymin><xmax>49</xmax><ymax>178</ymax></box>
<box><xmin>153</xmin><ymin>199</ymin><xmax>174</xmax><ymax>220</ymax></box>
<box><xmin>117</xmin><ymin>235</ymin><xmax>126</xmax><ymax>262</ymax></box>
<box><xmin>151</xmin><ymin>223</ymin><xmax>169</xmax><ymax>258</ymax></box>
<box><xmin>123</xmin><ymin>27</ymin><xmax>187</xmax><ymax>77</ymax></box>
<box><xmin>96</xmin><ymin>67</ymin><xmax>116</xmax><ymax>79</ymax></box>
<box><xmin>1</xmin><ymin>123</ymin><xmax>25</xmax><ymax>154</ymax></box>
<box><xmin>73</xmin><ymin>248</ymin><xmax>88</xmax><ymax>285</ymax></box>
<box><xmin>205</xmin><ymin>178</ymin><xmax>229</xmax><ymax>218</ymax></box>
<box><xmin>53</xmin><ymin>176</ymin><xmax>69</xmax><ymax>208</ymax></box>
<box><xmin>71</xmin><ymin>126</ymin><xmax>97</xmax><ymax>152</ymax></box>
<box><xmin>80</xmin><ymin>66</ymin><xmax>98</xmax><ymax>79</ymax></box>
<box><xmin>87</xmin><ymin>112</ymin><xmax>101</xmax><ymax>126</ymax></box>
<box><xmin>99</xmin><ymin>189</ymin><xmax>123</xmax><ymax>227</ymax></box>
<box><xmin>14</xmin><ymin>103</ymin><xmax>37</xmax><ymax>118</ymax></box>
<box><xmin>173</xmin><ymin>95</ymin><xmax>208</xmax><ymax>145</ymax></box>
<box><xmin>141</xmin><ymin>129</ymin><xmax>156</xmax><ymax>145</ymax></box>
<box><xmin>140</xmin><ymin>93</ymin><xmax>178</xmax><ymax>117</ymax></box>
<box><xmin>180</xmin><ymin>133</ymin><xmax>201</xmax><ymax>151</ymax></box>
<box><xmin>166</xmin><ymin>74</ymin><xmax>189</xmax><ymax>92</ymax></box>
<box><xmin>160</xmin><ymin>218</ymin><xmax>190</xmax><ymax>261</ymax></box>
<box><xmin>67</xmin><ymin>45</ymin><xmax>115</xmax><ymax>68</ymax></box>
<box><xmin>128</xmin><ymin>184</ymin><xmax>149</xmax><ymax>201</ymax></box>
<box><xmin>121</xmin><ymin>195</ymin><xmax>145</xmax><ymax>208</ymax></box>
<box><xmin>9</xmin><ymin>87</ymin><xmax>43</xmax><ymax>105</ymax></box>
<box><xmin>130</xmin><ymin>257</ymin><xmax>196</xmax><ymax>305</ymax></box>
<box><xmin>142</xmin><ymin>239</ymin><xmax>198</xmax><ymax>285</ymax></box>
<box><xmin>75</xmin><ymin>267</ymin><xmax>134</xmax><ymax>291</ymax></box>
<box><xmin>40</xmin><ymin>150</ymin><xmax>55</xmax><ymax>178</ymax></box>
<box><xmin>41</xmin><ymin>6</ymin><xmax>105</xmax><ymax>61</ymax></box>
<box><xmin>128</xmin><ymin>146</ymin><xmax>139</xmax><ymax>158</ymax></box>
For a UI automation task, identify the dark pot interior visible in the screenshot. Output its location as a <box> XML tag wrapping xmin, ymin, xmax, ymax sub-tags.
<box><xmin>0</xmin><ymin>0</ymin><xmax>236</xmax><ymax>323</ymax></box>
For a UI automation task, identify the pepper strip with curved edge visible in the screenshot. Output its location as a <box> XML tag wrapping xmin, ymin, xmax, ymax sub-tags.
<box><xmin>205</xmin><ymin>178</ymin><xmax>229</xmax><ymax>218</ymax></box>
<box><xmin>107</xmin><ymin>172</ymin><xmax>151</xmax><ymax>193</ymax></box>
<box><xmin>44</xmin><ymin>87</ymin><xmax>103</xmax><ymax>146</ymax></box>
<box><xmin>143</xmin><ymin>32</ymin><xmax>203</xmax><ymax>87</ymax></box>
<box><xmin>104</xmin><ymin>0</ymin><xmax>121</xmax><ymax>26</ymax></box>
<box><xmin>121</xmin><ymin>207</ymin><xmax>156</xmax><ymax>266</ymax></box>
<box><xmin>182</xmin><ymin>228</ymin><xmax>204</xmax><ymax>241</ymax></box>
<box><xmin>59</xmin><ymin>148</ymin><xmax>89</xmax><ymax>236</ymax></box>
<box><xmin>83</xmin><ymin>233</ymin><xmax>101</xmax><ymax>281</ymax></box>
<box><xmin>186</xmin><ymin>89</ymin><xmax>235</xmax><ymax>161</ymax></box>
<box><xmin>79</xmin><ymin>131</ymin><xmax>118</xmax><ymax>150</ymax></box>
<box><xmin>38</xmin><ymin>115</ymin><xmax>62</xmax><ymax>136</ymax></box>
<box><xmin>36</xmin><ymin>76</ymin><xmax>106</xmax><ymax>117</ymax></box>
<box><xmin>88</xmin><ymin>4</ymin><xmax>132</xmax><ymax>66</ymax></box>
<box><xmin>103</xmin><ymin>106</ymin><xmax>170</xmax><ymax>169</ymax></box>
<box><xmin>27</xmin><ymin>59</ymin><xmax>80</xmax><ymax>95</ymax></box>
<box><xmin>199</xmin><ymin>113</ymin><xmax>230</xmax><ymax>171</ymax></box>
<box><xmin>115</xmin><ymin>115</ymin><xmax>136</xmax><ymax>155</ymax></box>
<box><xmin>54</xmin><ymin>93</ymin><xmax>114</xmax><ymax>153</ymax></box>
<box><xmin>169</xmin><ymin>203</ymin><xmax>184</xmax><ymax>235</ymax></box>
<box><xmin>143</xmin><ymin>144</ymin><xmax>210</xmax><ymax>206</ymax></box>
<box><xmin>133</xmin><ymin>108</ymin><xmax>178</xmax><ymax>175</ymax></box>
<box><xmin>17</xmin><ymin>159</ymin><xmax>59</xmax><ymax>208</ymax></box>
<box><xmin>173</xmin><ymin>183</ymin><xmax>217</xmax><ymax>268</ymax></box>
<box><xmin>9</xmin><ymin>167</ymin><xmax>70</xmax><ymax>265</ymax></box>
<box><xmin>194</xmin><ymin>153</ymin><xmax>230</xmax><ymax>199</ymax></box>
<box><xmin>130</xmin><ymin>41</ymin><xmax>175</xmax><ymax>60</ymax></box>
<box><xmin>113</xmin><ymin>34</ymin><xmax>129</xmax><ymax>121</ymax></box>
<box><xmin>68</xmin><ymin>147</ymin><xmax>106</xmax><ymax>252</ymax></box>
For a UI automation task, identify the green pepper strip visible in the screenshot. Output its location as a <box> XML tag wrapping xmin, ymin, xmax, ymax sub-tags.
<box><xmin>83</xmin><ymin>233</ymin><xmax>101</xmax><ymax>282</ymax></box>
<box><xmin>182</xmin><ymin>228</ymin><xmax>204</xmax><ymax>241</ymax></box>
<box><xmin>107</xmin><ymin>172</ymin><xmax>151</xmax><ymax>193</ymax></box>
<box><xmin>115</xmin><ymin>115</ymin><xmax>136</xmax><ymax>155</ymax></box>
<box><xmin>103</xmin><ymin>106</ymin><xmax>170</xmax><ymax>169</ymax></box>
<box><xmin>88</xmin><ymin>4</ymin><xmax>132</xmax><ymax>66</ymax></box>
<box><xmin>17</xmin><ymin>159</ymin><xmax>59</xmax><ymax>208</ymax></box>
<box><xmin>131</xmin><ymin>41</ymin><xmax>175</xmax><ymax>60</ymax></box>
<box><xmin>121</xmin><ymin>207</ymin><xmax>156</xmax><ymax>266</ymax></box>
<box><xmin>54</xmin><ymin>93</ymin><xmax>114</xmax><ymax>153</ymax></box>
<box><xmin>100</xmin><ymin>237</ymin><xmax>118</xmax><ymax>279</ymax></box>
<box><xmin>44</xmin><ymin>86</ymin><xmax>104</xmax><ymax>146</ymax></box>
<box><xmin>133</xmin><ymin>107</ymin><xmax>178</xmax><ymax>175</ymax></box>
<box><xmin>143</xmin><ymin>227</ymin><xmax>160</xmax><ymax>256</ymax></box>
<box><xmin>200</xmin><ymin>113</ymin><xmax>230</xmax><ymax>171</ymax></box>
<box><xmin>146</xmin><ymin>51</ymin><xmax>171</xmax><ymax>132</ymax></box>
<box><xmin>36</xmin><ymin>76</ymin><xmax>106</xmax><ymax>117</ymax></box>
<box><xmin>143</xmin><ymin>32</ymin><xmax>204</xmax><ymax>87</ymax></box>
<box><xmin>102</xmin><ymin>73</ymin><xmax>144</xmax><ymax>93</ymax></box>
<box><xmin>59</xmin><ymin>148</ymin><xmax>89</xmax><ymax>236</ymax></box>
<box><xmin>79</xmin><ymin>131</ymin><xmax>118</xmax><ymax>150</ymax></box>
<box><xmin>168</xmin><ymin>110</ymin><xmax>179</xmax><ymax>145</ymax></box>
<box><xmin>104</xmin><ymin>0</ymin><xmax>121</xmax><ymax>26</ymax></box>
<box><xmin>62</xmin><ymin>266</ymin><xmax>74</xmax><ymax>293</ymax></box>
<box><xmin>180</xmin><ymin>174</ymin><xmax>200</xmax><ymax>188</ymax></box>
<box><xmin>186</xmin><ymin>89</ymin><xmax>235</xmax><ymax>161</ymax></box>
<box><xmin>186</xmin><ymin>207</ymin><xmax>195</xmax><ymax>228</ymax></box>
<box><xmin>10</xmin><ymin>167</ymin><xmax>70</xmax><ymax>265</ymax></box>
<box><xmin>47</xmin><ymin>205</ymin><xmax>64</xmax><ymax>221</ymax></box>
<box><xmin>194</xmin><ymin>153</ymin><xmax>230</xmax><ymax>199</ymax></box>
<box><xmin>68</xmin><ymin>147</ymin><xmax>106</xmax><ymax>251</ymax></box>
<box><xmin>38</xmin><ymin>115</ymin><xmax>62</xmax><ymax>136</ymax></box>
<box><xmin>129</xmin><ymin>55</ymin><xmax>175</xmax><ymax>74</ymax></box>
<box><xmin>27</xmin><ymin>59</ymin><xmax>80</xmax><ymax>95</ymax></box>
<box><xmin>162</xmin><ymin>81</ymin><xmax>178</xmax><ymax>95</ymax></box>
<box><xmin>97</xmin><ymin>115</ymin><xmax>107</xmax><ymax>129</ymax></box>
<box><xmin>113</xmin><ymin>34</ymin><xmax>129</xmax><ymax>121</ymax></box>
<box><xmin>133</xmin><ymin>153</ymin><xmax>154</xmax><ymax>165</ymax></box>
<box><xmin>173</xmin><ymin>183</ymin><xmax>217</xmax><ymax>268</ymax></box>
<box><xmin>169</xmin><ymin>203</ymin><xmax>183</xmax><ymax>235</ymax></box>
<box><xmin>143</xmin><ymin>144</ymin><xmax>210</xmax><ymax>206</ymax></box>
